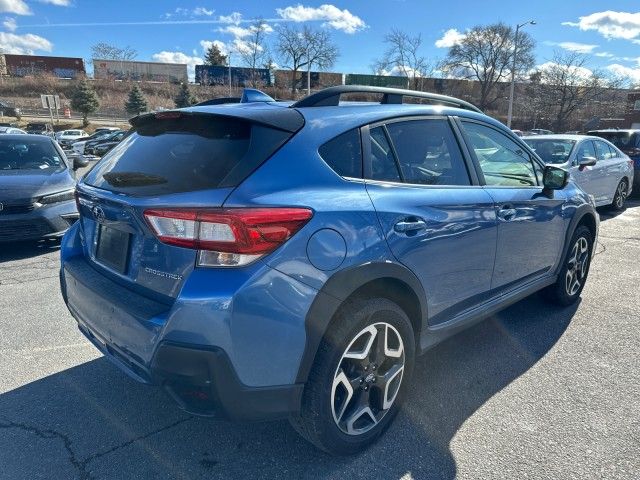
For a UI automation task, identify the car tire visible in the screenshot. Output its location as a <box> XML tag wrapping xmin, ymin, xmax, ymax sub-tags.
<box><xmin>543</xmin><ymin>225</ymin><xmax>593</xmax><ymax>306</ymax></box>
<box><xmin>290</xmin><ymin>297</ymin><xmax>415</xmax><ymax>455</ymax></box>
<box><xmin>610</xmin><ymin>179</ymin><xmax>628</xmax><ymax>211</ymax></box>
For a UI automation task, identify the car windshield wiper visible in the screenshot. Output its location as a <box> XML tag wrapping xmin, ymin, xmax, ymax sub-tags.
<box><xmin>102</xmin><ymin>172</ymin><xmax>168</xmax><ymax>187</ymax></box>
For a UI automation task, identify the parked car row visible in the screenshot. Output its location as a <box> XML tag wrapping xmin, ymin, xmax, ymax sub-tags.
<box><xmin>3</xmin><ymin>86</ymin><xmax>636</xmax><ymax>455</ymax></box>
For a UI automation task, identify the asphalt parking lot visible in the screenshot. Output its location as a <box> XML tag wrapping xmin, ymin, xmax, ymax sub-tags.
<box><xmin>1</xmin><ymin>199</ymin><xmax>639</xmax><ymax>480</ymax></box>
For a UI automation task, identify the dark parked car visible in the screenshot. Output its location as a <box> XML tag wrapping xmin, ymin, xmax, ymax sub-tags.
<box><xmin>61</xmin><ymin>86</ymin><xmax>598</xmax><ymax>454</ymax></box>
<box><xmin>84</xmin><ymin>130</ymin><xmax>126</xmax><ymax>156</ymax></box>
<box><xmin>25</xmin><ymin>122</ymin><xmax>54</xmax><ymax>137</ymax></box>
<box><xmin>588</xmin><ymin>129</ymin><xmax>640</xmax><ymax>191</ymax></box>
<box><xmin>0</xmin><ymin>134</ymin><xmax>82</xmax><ymax>242</ymax></box>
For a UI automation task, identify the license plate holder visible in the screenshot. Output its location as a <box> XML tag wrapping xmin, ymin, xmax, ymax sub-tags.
<box><xmin>96</xmin><ymin>225</ymin><xmax>130</xmax><ymax>274</ymax></box>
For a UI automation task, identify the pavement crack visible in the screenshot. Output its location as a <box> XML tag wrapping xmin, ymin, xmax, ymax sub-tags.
<box><xmin>82</xmin><ymin>417</ymin><xmax>192</xmax><ymax>466</ymax></box>
<box><xmin>0</xmin><ymin>416</ymin><xmax>192</xmax><ymax>479</ymax></box>
<box><xmin>0</xmin><ymin>417</ymin><xmax>91</xmax><ymax>479</ymax></box>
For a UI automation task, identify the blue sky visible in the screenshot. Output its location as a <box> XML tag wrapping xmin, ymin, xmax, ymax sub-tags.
<box><xmin>1</xmin><ymin>0</ymin><xmax>640</xmax><ymax>83</ymax></box>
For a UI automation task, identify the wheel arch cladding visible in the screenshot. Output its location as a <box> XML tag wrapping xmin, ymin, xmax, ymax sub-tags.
<box><xmin>295</xmin><ymin>262</ymin><xmax>427</xmax><ymax>383</ymax></box>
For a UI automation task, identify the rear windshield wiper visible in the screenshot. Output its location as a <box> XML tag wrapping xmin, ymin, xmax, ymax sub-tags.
<box><xmin>102</xmin><ymin>172</ymin><xmax>168</xmax><ymax>187</ymax></box>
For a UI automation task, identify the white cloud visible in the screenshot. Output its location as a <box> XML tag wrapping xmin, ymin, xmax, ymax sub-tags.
<box><xmin>0</xmin><ymin>0</ymin><xmax>31</xmax><ymax>15</ymax></box>
<box><xmin>38</xmin><ymin>0</ymin><xmax>72</xmax><ymax>5</ymax></box>
<box><xmin>276</xmin><ymin>4</ymin><xmax>366</xmax><ymax>34</ymax></box>
<box><xmin>379</xmin><ymin>65</ymin><xmax>422</xmax><ymax>77</ymax></box>
<box><xmin>219</xmin><ymin>12</ymin><xmax>242</xmax><ymax>24</ymax></box>
<box><xmin>544</xmin><ymin>41</ymin><xmax>598</xmax><ymax>54</ymax></box>
<box><xmin>0</xmin><ymin>31</ymin><xmax>52</xmax><ymax>53</ymax></box>
<box><xmin>563</xmin><ymin>10</ymin><xmax>640</xmax><ymax>41</ymax></box>
<box><xmin>606</xmin><ymin>63</ymin><xmax>640</xmax><ymax>84</ymax></box>
<box><xmin>3</xmin><ymin>16</ymin><xmax>16</xmax><ymax>31</ymax></box>
<box><xmin>435</xmin><ymin>28</ymin><xmax>465</xmax><ymax>48</ymax></box>
<box><xmin>164</xmin><ymin>7</ymin><xmax>214</xmax><ymax>19</ymax></box>
<box><xmin>200</xmin><ymin>39</ymin><xmax>228</xmax><ymax>56</ymax></box>
<box><xmin>193</xmin><ymin>7</ymin><xmax>213</xmax><ymax>16</ymax></box>
<box><xmin>594</xmin><ymin>51</ymin><xmax>614</xmax><ymax>58</ymax></box>
<box><xmin>536</xmin><ymin>61</ymin><xmax>594</xmax><ymax>83</ymax></box>
<box><xmin>151</xmin><ymin>51</ymin><xmax>202</xmax><ymax>81</ymax></box>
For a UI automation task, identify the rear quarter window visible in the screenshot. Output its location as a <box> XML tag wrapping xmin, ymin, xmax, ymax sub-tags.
<box><xmin>84</xmin><ymin>115</ymin><xmax>292</xmax><ymax>196</ymax></box>
<box><xmin>318</xmin><ymin>129</ymin><xmax>362</xmax><ymax>178</ymax></box>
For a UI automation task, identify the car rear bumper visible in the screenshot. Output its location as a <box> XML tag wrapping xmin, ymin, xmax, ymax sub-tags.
<box><xmin>0</xmin><ymin>200</ymin><xmax>78</xmax><ymax>242</ymax></box>
<box><xmin>60</xmin><ymin>228</ymin><xmax>317</xmax><ymax>420</ymax></box>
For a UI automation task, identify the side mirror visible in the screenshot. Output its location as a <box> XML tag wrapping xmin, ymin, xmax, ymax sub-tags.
<box><xmin>72</xmin><ymin>156</ymin><xmax>87</xmax><ymax>170</ymax></box>
<box><xmin>542</xmin><ymin>165</ymin><xmax>569</xmax><ymax>196</ymax></box>
<box><xmin>578</xmin><ymin>155</ymin><xmax>596</xmax><ymax>171</ymax></box>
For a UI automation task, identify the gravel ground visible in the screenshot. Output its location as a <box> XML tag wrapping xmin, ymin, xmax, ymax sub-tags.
<box><xmin>0</xmin><ymin>199</ymin><xmax>638</xmax><ymax>480</ymax></box>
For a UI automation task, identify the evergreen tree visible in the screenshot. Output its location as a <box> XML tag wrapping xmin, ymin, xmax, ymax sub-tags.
<box><xmin>70</xmin><ymin>79</ymin><xmax>100</xmax><ymax>126</ymax></box>
<box><xmin>174</xmin><ymin>83</ymin><xmax>195</xmax><ymax>108</ymax></box>
<box><xmin>125</xmin><ymin>84</ymin><xmax>148</xmax><ymax>116</ymax></box>
<box><xmin>204</xmin><ymin>43</ymin><xmax>227</xmax><ymax>66</ymax></box>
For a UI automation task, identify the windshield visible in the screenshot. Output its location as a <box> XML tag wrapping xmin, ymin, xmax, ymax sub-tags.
<box><xmin>523</xmin><ymin>139</ymin><xmax>575</xmax><ymax>164</ymax></box>
<box><xmin>590</xmin><ymin>132</ymin><xmax>639</xmax><ymax>149</ymax></box>
<box><xmin>0</xmin><ymin>139</ymin><xmax>64</xmax><ymax>171</ymax></box>
<box><xmin>65</xmin><ymin>130</ymin><xmax>83</xmax><ymax>136</ymax></box>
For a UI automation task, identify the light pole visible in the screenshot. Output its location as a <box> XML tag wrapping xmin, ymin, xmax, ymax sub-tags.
<box><xmin>507</xmin><ymin>20</ymin><xmax>535</xmax><ymax>128</ymax></box>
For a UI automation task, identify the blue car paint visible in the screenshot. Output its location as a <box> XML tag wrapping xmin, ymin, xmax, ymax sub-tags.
<box><xmin>60</xmin><ymin>99</ymin><xmax>598</xmax><ymax>417</ymax></box>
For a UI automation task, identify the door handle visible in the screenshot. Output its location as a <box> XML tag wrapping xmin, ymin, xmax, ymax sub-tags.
<box><xmin>497</xmin><ymin>206</ymin><xmax>517</xmax><ymax>221</ymax></box>
<box><xmin>394</xmin><ymin>219</ymin><xmax>427</xmax><ymax>233</ymax></box>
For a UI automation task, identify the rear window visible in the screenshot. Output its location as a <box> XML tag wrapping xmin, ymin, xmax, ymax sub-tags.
<box><xmin>84</xmin><ymin>115</ymin><xmax>292</xmax><ymax>196</ymax></box>
<box><xmin>590</xmin><ymin>132</ymin><xmax>640</xmax><ymax>149</ymax></box>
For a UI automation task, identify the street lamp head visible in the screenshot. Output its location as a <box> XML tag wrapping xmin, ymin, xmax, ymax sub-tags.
<box><xmin>529</xmin><ymin>20</ymin><xmax>537</xmax><ymax>26</ymax></box>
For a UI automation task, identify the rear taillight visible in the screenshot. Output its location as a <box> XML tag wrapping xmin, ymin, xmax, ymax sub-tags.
<box><xmin>144</xmin><ymin>208</ymin><xmax>313</xmax><ymax>267</ymax></box>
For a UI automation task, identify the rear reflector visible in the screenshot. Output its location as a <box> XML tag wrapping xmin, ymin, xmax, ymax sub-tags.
<box><xmin>144</xmin><ymin>208</ymin><xmax>313</xmax><ymax>267</ymax></box>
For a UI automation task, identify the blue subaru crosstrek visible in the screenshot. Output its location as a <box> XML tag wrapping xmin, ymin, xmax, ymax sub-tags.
<box><xmin>60</xmin><ymin>86</ymin><xmax>598</xmax><ymax>454</ymax></box>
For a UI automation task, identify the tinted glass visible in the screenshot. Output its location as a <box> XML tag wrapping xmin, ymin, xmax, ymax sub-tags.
<box><xmin>590</xmin><ymin>131</ymin><xmax>635</xmax><ymax>149</ymax></box>
<box><xmin>368</xmin><ymin>126</ymin><xmax>401</xmax><ymax>182</ymax></box>
<box><xmin>463</xmin><ymin>122</ymin><xmax>538</xmax><ymax>186</ymax></box>
<box><xmin>386</xmin><ymin>119</ymin><xmax>470</xmax><ymax>186</ymax></box>
<box><xmin>524</xmin><ymin>139</ymin><xmax>575</xmax><ymax>164</ymax></box>
<box><xmin>575</xmin><ymin>141</ymin><xmax>597</xmax><ymax>163</ymax></box>
<box><xmin>319</xmin><ymin>129</ymin><xmax>362</xmax><ymax>178</ymax></box>
<box><xmin>0</xmin><ymin>138</ymin><xmax>64</xmax><ymax>171</ymax></box>
<box><xmin>594</xmin><ymin>140</ymin><xmax>614</xmax><ymax>161</ymax></box>
<box><xmin>85</xmin><ymin>115</ymin><xmax>290</xmax><ymax>196</ymax></box>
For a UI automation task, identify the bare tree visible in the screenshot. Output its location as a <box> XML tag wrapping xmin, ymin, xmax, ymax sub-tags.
<box><xmin>373</xmin><ymin>29</ymin><xmax>433</xmax><ymax>90</ymax></box>
<box><xmin>442</xmin><ymin>23</ymin><xmax>535</xmax><ymax>110</ymax></box>
<box><xmin>237</xmin><ymin>18</ymin><xmax>271</xmax><ymax>88</ymax></box>
<box><xmin>530</xmin><ymin>51</ymin><xmax>621</xmax><ymax>132</ymax></box>
<box><xmin>301</xmin><ymin>27</ymin><xmax>339</xmax><ymax>95</ymax></box>
<box><xmin>276</xmin><ymin>25</ymin><xmax>339</xmax><ymax>95</ymax></box>
<box><xmin>276</xmin><ymin>25</ymin><xmax>308</xmax><ymax>94</ymax></box>
<box><xmin>91</xmin><ymin>42</ymin><xmax>137</xmax><ymax>61</ymax></box>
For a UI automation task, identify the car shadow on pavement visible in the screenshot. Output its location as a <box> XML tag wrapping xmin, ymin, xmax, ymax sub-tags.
<box><xmin>0</xmin><ymin>239</ymin><xmax>61</xmax><ymax>263</ymax></box>
<box><xmin>597</xmin><ymin>198</ymin><xmax>640</xmax><ymax>221</ymax></box>
<box><xmin>0</xmin><ymin>294</ymin><xmax>579</xmax><ymax>480</ymax></box>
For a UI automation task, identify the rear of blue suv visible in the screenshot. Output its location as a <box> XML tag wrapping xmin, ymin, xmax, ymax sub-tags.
<box><xmin>60</xmin><ymin>86</ymin><xmax>598</xmax><ymax>455</ymax></box>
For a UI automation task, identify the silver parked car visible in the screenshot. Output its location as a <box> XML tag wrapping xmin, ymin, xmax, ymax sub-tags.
<box><xmin>524</xmin><ymin>135</ymin><xmax>634</xmax><ymax>210</ymax></box>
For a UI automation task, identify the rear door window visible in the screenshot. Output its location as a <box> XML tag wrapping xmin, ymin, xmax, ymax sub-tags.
<box><xmin>368</xmin><ymin>126</ymin><xmax>402</xmax><ymax>182</ymax></box>
<box><xmin>84</xmin><ymin>114</ymin><xmax>292</xmax><ymax>196</ymax></box>
<box><xmin>386</xmin><ymin>119</ymin><xmax>470</xmax><ymax>186</ymax></box>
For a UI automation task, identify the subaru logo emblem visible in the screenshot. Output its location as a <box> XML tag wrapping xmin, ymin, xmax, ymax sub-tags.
<box><xmin>92</xmin><ymin>205</ymin><xmax>105</xmax><ymax>223</ymax></box>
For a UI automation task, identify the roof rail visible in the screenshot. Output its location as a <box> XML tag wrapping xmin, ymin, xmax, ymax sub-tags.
<box><xmin>290</xmin><ymin>85</ymin><xmax>482</xmax><ymax>113</ymax></box>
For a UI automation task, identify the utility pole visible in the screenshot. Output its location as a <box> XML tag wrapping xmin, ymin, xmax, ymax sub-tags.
<box><xmin>507</xmin><ymin>20</ymin><xmax>536</xmax><ymax>128</ymax></box>
<box><xmin>228</xmin><ymin>53</ymin><xmax>232</xmax><ymax>97</ymax></box>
